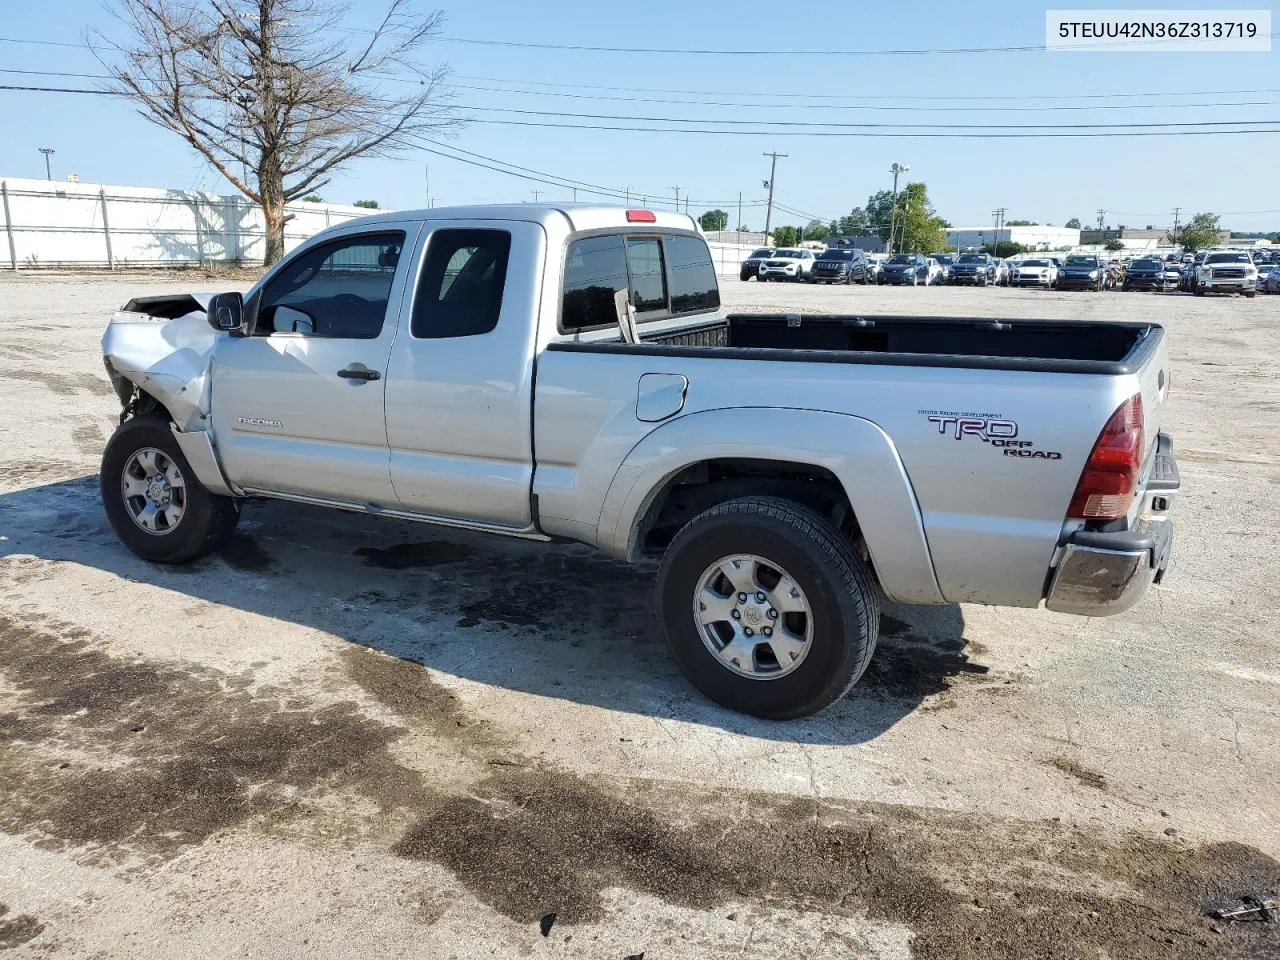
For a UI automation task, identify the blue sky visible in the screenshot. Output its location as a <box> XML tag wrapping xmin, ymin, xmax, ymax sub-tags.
<box><xmin>2</xmin><ymin>0</ymin><xmax>1277</xmax><ymax>231</ymax></box>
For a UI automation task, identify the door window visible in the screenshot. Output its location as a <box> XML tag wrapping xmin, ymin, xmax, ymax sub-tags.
<box><xmin>412</xmin><ymin>229</ymin><xmax>512</xmax><ymax>339</ymax></box>
<box><xmin>257</xmin><ymin>232</ymin><xmax>404</xmax><ymax>338</ymax></box>
<box><xmin>665</xmin><ymin>234</ymin><xmax>720</xmax><ymax>314</ymax></box>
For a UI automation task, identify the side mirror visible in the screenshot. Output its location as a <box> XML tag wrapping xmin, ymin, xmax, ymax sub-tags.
<box><xmin>207</xmin><ymin>292</ymin><xmax>244</xmax><ymax>333</ymax></box>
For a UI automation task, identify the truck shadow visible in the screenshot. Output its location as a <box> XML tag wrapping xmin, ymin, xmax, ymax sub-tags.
<box><xmin>2</xmin><ymin>477</ymin><xmax>990</xmax><ymax>745</ymax></box>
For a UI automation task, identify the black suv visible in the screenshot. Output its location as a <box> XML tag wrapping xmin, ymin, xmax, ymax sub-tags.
<box><xmin>947</xmin><ymin>253</ymin><xmax>997</xmax><ymax>285</ymax></box>
<box><xmin>1056</xmin><ymin>255</ymin><xmax>1105</xmax><ymax>291</ymax></box>
<box><xmin>1122</xmin><ymin>257</ymin><xmax>1165</xmax><ymax>291</ymax></box>
<box><xmin>810</xmin><ymin>248</ymin><xmax>871</xmax><ymax>285</ymax></box>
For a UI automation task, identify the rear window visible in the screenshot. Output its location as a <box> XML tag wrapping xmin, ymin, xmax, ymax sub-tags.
<box><xmin>561</xmin><ymin>232</ymin><xmax>719</xmax><ymax>332</ymax></box>
<box><xmin>666</xmin><ymin>234</ymin><xmax>720</xmax><ymax>313</ymax></box>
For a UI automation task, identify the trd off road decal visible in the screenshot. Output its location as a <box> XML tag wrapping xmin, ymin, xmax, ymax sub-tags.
<box><xmin>918</xmin><ymin>411</ymin><xmax>1062</xmax><ymax>460</ymax></box>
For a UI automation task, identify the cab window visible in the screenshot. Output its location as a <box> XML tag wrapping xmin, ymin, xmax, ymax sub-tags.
<box><xmin>257</xmin><ymin>232</ymin><xmax>404</xmax><ymax>338</ymax></box>
<box><xmin>411</xmin><ymin>229</ymin><xmax>511</xmax><ymax>339</ymax></box>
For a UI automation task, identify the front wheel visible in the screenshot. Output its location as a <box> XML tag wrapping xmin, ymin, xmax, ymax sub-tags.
<box><xmin>656</xmin><ymin>497</ymin><xmax>880</xmax><ymax>720</ymax></box>
<box><xmin>101</xmin><ymin>414</ymin><xmax>240</xmax><ymax>564</ymax></box>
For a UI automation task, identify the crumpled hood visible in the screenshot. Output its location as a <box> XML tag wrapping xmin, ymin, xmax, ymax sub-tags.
<box><xmin>101</xmin><ymin>293</ymin><xmax>220</xmax><ymax>431</ymax></box>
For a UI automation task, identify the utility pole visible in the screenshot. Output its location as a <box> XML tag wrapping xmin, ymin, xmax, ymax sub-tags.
<box><xmin>531</xmin><ymin>189</ymin><xmax>541</xmax><ymax>202</ymax></box>
<box><xmin>624</xmin><ymin>187</ymin><xmax>631</xmax><ymax>205</ymax></box>
<box><xmin>38</xmin><ymin>147</ymin><xmax>55</xmax><ymax>181</ymax></box>
<box><xmin>737</xmin><ymin>192</ymin><xmax>742</xmax><ymax>237</ymax></box>
<box><xmin>1096</xmin><ymin>208</ymin><xmax>1106</xmax><ymax>231</ymax></box>
<box><xmin>887</xmin><ymin>162</ymin><xmax>909</xmax><ymax>255</ymax></box>
<box><xmin>762</xmin><ymin>151</ymin><xmax>787</xmax><ymax>244</ymax></box>
<box><xmin>671</xmin><ymin>185</ymin><xmax>681</xmax><ymax>212</ymax></box>
<box><xmin>991</xmin><ymin>207</ymin><xmax>1006</xmax><ymax>252</ymax></box>
<box><xmin>571</xmin><ymin>187</ymin><xmax>577</xmax><ymax>201</ymax></box>
<box><xmin>1170</xmin><ymin>206</ymin><xmax>1182</xmax><ymax>247</ymax></box>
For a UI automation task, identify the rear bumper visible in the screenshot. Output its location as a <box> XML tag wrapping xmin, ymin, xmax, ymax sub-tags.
<box><xmin>1045</xmin><ymin>433</ymin><xmax>1179</xmax><ymax>617</ymax></box>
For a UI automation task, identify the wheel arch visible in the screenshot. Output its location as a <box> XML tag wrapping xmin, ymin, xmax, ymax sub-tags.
<box><xmin>596</xmin><ymin>407</ymin><xmax>944</xmax><ymax>604</ymax></box>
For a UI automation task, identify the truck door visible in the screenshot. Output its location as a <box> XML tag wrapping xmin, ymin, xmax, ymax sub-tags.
<box><xmin>384</xmin><ymin>220</ymin><xmax>545</xmax><ymax>528</ymax></box>
<box><xmin>210</xmin><ymin>224</ymin><xmax>420</xmax><ymax>506</ymax></box>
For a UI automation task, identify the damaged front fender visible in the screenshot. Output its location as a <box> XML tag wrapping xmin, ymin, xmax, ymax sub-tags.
<box><xmin>101</xmin><ymin>293</ymin><xmax>219</xmax><ymax>431</ymax></box>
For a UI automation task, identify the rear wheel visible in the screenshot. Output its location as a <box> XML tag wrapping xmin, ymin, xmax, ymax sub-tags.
<box><xmin>656</xmin><ymin>497</ymin><xmax>879</xmax><ymax>720</ymax></box>
<box><xmin>101</xmin><ymin>414</ymin><xmax>239</xmax><ymax>564</ymax></box>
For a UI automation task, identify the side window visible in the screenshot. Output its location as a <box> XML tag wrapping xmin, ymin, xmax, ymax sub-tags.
<box><xmin>562</xmin><ymin>235</ymin><xmax>629</xmax><ymax>331</ymax></box>
<box><xmin>626</xmin><ymin>237</ymin><xmax>667</xmax><ymax>313</ymax></box>
<box><xmin>411</xmin><ymin>229</ymin><xmax>511</xmax><ymax>339</ymax></box>
<box><xmin>257</xmin><ymin>232</ymin><xmax>404</xmax><ymax>338</ymax></box>
<box><xmin>665</xmin><ymin>235</ymin><xmax>720</xmax><ymax>314</ymax></box>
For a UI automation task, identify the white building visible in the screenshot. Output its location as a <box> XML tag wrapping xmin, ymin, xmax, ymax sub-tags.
<box><xmin>947</xmin><ymin>225</ymin><xmax>1081</xmax><ymax>251</ymax></box>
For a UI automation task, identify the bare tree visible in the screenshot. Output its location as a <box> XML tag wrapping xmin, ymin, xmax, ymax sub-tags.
<box><xmin>93</xmin><ymin>0</ymin><xmax>457</xmax><ymax>264</ymax></box>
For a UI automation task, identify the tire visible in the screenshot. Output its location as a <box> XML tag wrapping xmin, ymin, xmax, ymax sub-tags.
<box><xmin>1245</xmin><ymin>291</ymin><xmax>1256</xmax><ymax>298</ymax></box>
<box><xmin>101</xmin><ymin>414</ymin><xmax>240</xmax><ymax>564</ymax></box>
<box><xmin>656</xmin><ymin>496</ymin><xmax>880</xmax><ymax>720</ymax></box>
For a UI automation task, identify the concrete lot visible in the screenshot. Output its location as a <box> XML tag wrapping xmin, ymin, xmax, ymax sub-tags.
<box><xmin>1</xmin><ymin>273</ymin><xmax>1278</xmax><ymax>959</ymax></box>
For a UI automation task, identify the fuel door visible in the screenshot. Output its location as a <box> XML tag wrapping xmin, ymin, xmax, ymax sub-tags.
<box><xmin>636</xmin><ymin>373</ymin><xmax>688</xmax><ymax>423</ymax></box>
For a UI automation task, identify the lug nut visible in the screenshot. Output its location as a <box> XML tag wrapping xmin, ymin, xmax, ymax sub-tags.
<box><xmin>738</xmin><ymin>592</ymin><xmax>748</xmax><ymax>602</ymax></box>
<box><xmin>731</xmin><ymin>609</ymin><xmax>741</xmax><ymax>619</ymax></box>
<box><xmin>743</xmin><ymin>628</ymin><xmax>754</xmax><ymax>637</ymax></box>
<box><xmin>763</xmin><ymin>627</ymin><xmax>773</xmax><ymax>637</ymax></box>
<box><xmin>756</xmin><ymin>592</ymin><xmax>766</xmax><ymax>602</ymax></box>
<box><xmin>767</xmin><ymin>608</ymin><xmax>778</xmax><ymax>620</ymax></box>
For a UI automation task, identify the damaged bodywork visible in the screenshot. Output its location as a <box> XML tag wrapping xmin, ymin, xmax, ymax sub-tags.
<box><xmin>102</xmin><ymin>293</ymin><xmax>235</xmax><ymax>496</ymax></box>
<box><xmin>102</xmin><ymin>294</ymin><xmax>216</xmax><ymax>431</ymax></box>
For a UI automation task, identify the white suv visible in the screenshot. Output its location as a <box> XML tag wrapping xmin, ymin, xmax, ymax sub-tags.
<box><xmin>757</xmin><ymin>248</ymin><xmax>816</xmax><ymax>282</ymax></box>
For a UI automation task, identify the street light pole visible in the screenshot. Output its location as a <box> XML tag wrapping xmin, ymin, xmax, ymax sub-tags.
<box><xmin>887</xmin><ymin>162</ymin><xmax>909</xmax><ymax>255</ymax></box>
<box><xmin>38</xmin><ymin>148</ymin><xmax>55</xmax><ymax>181</ymax></box>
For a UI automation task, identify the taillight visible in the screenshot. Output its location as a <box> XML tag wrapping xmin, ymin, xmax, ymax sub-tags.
<box><xmin>1067</xmin><ymin>394</ymin><xmax>1144</xmax><ymax>522</ymax></box>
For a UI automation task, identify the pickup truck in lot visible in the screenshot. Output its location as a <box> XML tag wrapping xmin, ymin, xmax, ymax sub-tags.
<box><xmin>100</xmin><ymin>205</ymin><xmax>1180</xmax><ymax>720</ymax></box>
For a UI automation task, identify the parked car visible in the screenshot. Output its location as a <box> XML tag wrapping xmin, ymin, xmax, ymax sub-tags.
<box><xmin>1010</xmin><ymin>258</ymin><xmax>1058</xmax><ymax>288</ymax></box>
<box><xmin>1179</xmin><ymin>252</ymin><xmax>1206</xmax><ymax>292</ymax></box>
<box><xmin>758</xmin><ymin>248</ymin><xmax>816</xmax><ymax>282</ymax></box>
<box><xmin>929</xmin><ymin>253</ymin><xmax>957</xmax><ymax>282</ymax></box>
<box><xmin>993</xmin><ymin>259</ymin><xmax>1011</xmax><ymax>286</ymax></box>
<box><xmin>810</xmin><ymin>248</ymin><xmax>872</xmax><ymax>285</ymax></box>
<box><xmin>865</xmin><ymin>254</ymin><xmax>887</xmax><ymax>282</ymax></box>
<box><xmin>1257</xmin><ymin>262</ymin><xmax>1280</xmax><ymax>292</ymax></box>
<box><xmin>948</xmin><ymin>252</ymin><xmax>998</xmax><ymax>286</ymax></box>
<box><xmin>1161</xmin><ymin>261</ymin><xmax>1182</xmax><ymax>289</ymax></box>
<box><xmin>1122</xmin><ymin>257</ymin><xmax>1166</xmax><ymax>292</ymax></box>
<box><xmin>739</xmin><ymin>247</ymin><xmax>775</xmax><ymax>281</ymax></box>
<box><xmin>97</xmin><ymin>203</ymin><xmax>1179</xmax><ymax>720</ymax></box>
<box><xmin>878</xmin><ymin>253</ymin><xmax>931</xmax><ymax>285</ymax></box>
<box><xmin>1195</xmin><ymin>250</ymin><xmax>1258</xmax><ymax>297</ymax></box>
<box><xmin>923</xmin><ymin>257</ymin><xmax>945</xmax><ymax>286</ymax></box>
<box><xmin>1055</xmin><ymin>255</ymin><xmax>1105</xmax><ymax>291</ymax></box>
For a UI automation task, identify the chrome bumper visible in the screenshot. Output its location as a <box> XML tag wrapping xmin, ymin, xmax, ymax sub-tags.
<box><xmin>1045</xmin><ymin>433</ymin><xmax>1179</xmax><ymax>617</ymax></box>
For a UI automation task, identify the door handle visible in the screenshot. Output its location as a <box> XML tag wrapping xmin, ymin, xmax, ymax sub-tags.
<box><xmin>338</xmin><ymin>367</ymin><xmax>381</xmax><ymax>382</ymax></box>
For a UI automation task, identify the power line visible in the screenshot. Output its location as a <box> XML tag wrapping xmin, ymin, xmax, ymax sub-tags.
<box><xmin>435</xmin><ymin>33</ymin><xmax>1280</xmax><ymax>56</ymax></box>
<box><xmin>11</xmin><ymin>67</ymin><xmax>1279</xmax><ymax>114</ymax></box>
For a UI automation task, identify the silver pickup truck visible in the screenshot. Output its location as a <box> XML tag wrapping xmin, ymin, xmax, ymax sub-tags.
<box><xmin>100</xmin><ymin>205</ymin><xmax>1179</xmax><ymax>719</ymax></box>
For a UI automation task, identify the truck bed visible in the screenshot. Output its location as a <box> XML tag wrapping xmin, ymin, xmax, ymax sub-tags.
<box><xmin>550</xmin><ymin>314</ymin><xmax>1160</xmax><ymax>375</ymax></box>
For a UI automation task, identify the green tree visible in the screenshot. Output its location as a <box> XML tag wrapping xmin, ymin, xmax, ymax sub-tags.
<box><xmin>1104</xmin><ymin>239</ymin><xmax>1126</xmax><ymax>252</ymax></box>
<box><xmin>803</xmin><ymin>219</ymin><xmax>831</xmax><ymax>241</ymax></box>
<box><xmin>894</xmin><ymin>182</ymin><xmax>949</xmax><ymax>253</ymax></box>
<box><xmin>983</xmin><ymin>241</ymin><xmax>1028</xmax><ymax>258</ymax></box>
<box><xmin>698</xmin><ymin>209</ymin><xmax>729</xmax><ymax>231</ymax></box>
<box><xmin>838</xmin><ymin>208</ymin><xmax>871</xmax><ymax>236</ymax></box>
<box><xmin>772</xmin><ymin>225</ymin><xmax>801</xmax><ymax>247</ymax></box>
<box><xmin>1065</xmin><ymin>217</ymin><xmax>1082</xmax><ymax>229</ymax></box>
<box><xmin>1006</xmin><ymin>219</ymin><xmax>1038</xmax><ymax>226</ymax></box>
<box><xmin>303</xmin><ymin>194</ymin><xmax>324</xmax><ymax>202</ymax></box>
<box><xmin>354</xmin><ymin>199</ymin><xmax>380</xmax><ymax>209</ymax></box>
<box><xmin>1171</xmin><ymin>211</ymin><xmax>1222</xmax><ymax>250</ymax></box>
<box><xmin>863</xmin><ymin>190</ymin><xmax>895</xmax><ymax>241</ymax></box>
